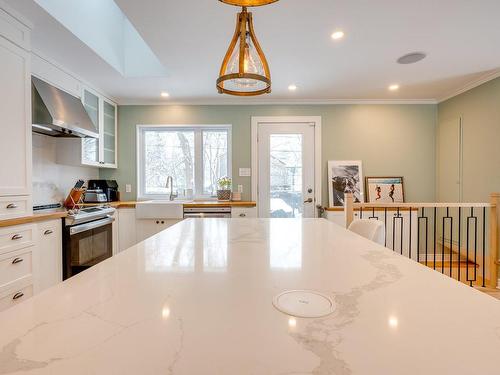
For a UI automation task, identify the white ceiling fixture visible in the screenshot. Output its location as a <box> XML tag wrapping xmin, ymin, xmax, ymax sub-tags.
<box><xmin>389</xmin><ymin>84</ymin><xmax>400</xmax><ymax>91</ymax></box>
<box><xmin>160</xmin><ymin>92</ymin><xmax>170</xmax><ymax>98</ymax></box>
<box><xmin>331</xmin><ymin>30</ymin><xmax>345</xmax><ymax>40</ymax></box>
<box><xmin>7</xmin><ymin>0</ymin><xmax>500</xmax><ymax>104</ymax></box>
<box><xmin>288</xmin><ymin>84</ymin><xmax>297</xmax><ymax>91</ymax></box>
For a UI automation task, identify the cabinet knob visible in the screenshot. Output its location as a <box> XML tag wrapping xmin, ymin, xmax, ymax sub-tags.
<box><xmin>44</xmin><ymin>229</ymin><xmax>53</xmax><ymax>235</ymax></box>
<box><xmin>12</xmin><ymin>292</ymin><xmax>24</xmax><ymax>300</ymax></box>
<box><xmin>239</xmin><ymin>213</ymin><xmax>246</xmax><ymax>217</ymax></box>
<box><xmin>11</xmin><ymin>257</ymin><xmax>23</xmax><ymax>264</ymax></box>
<box><xmin>156</xmin><ymin>220</ymin><xmax>159</xmax><ymax>224</ymax></box>
<box><xmin>11</xmin><ymin>234</ymin><xmax>23</xmax><ymax>240</ymax></box>
<box><xmin>6</xmin><ymin>203</ymin><xmax>18</xmax><ymax>209</ymax></box>
<box><xmin>161</xmin><ymin>221</ymin><xmax>165</xmax><ymax>224</ymax></box>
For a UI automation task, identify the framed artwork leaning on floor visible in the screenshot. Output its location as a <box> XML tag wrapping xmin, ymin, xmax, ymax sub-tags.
<box><xmin>365</xmin><ymin>177</ymin><xmax>405</xmax><ymax>203</ymax></box>
<box><xmin>328</xmin><ymin>160</ymin><xmax>364</xmax><ymax>207</ymax></box>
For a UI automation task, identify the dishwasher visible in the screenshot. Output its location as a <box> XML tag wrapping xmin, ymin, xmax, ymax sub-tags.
<box><xmin>183</xmin><ymin>207</ymin><xmax>232</xmax><ymax>218</ymax></box>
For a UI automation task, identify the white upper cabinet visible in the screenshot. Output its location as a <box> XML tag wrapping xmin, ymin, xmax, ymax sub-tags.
<box><xmin>57</xmin><ymin>87</ymin><xmax>118</xmax><ymax>169</ymax></box>
<box><xmin>0</xmin><ymin>5</ymin><xmax>32</xmax><ymax>202</ymax></box>
<box><xmin>81</xmin><ymin>88</ymin><xmax>117</xmax><ymax>169</ymax></box>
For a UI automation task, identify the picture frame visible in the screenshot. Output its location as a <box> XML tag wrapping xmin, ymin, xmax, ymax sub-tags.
<box><xmin>328</xmin><ymin>160</ymin><xmax>364</xmax><ymax>207</ymax></box>
<box><xmin>365</xmin><ymin>177</ymin><xmax>405</xmax><ymax>203</ymax></box>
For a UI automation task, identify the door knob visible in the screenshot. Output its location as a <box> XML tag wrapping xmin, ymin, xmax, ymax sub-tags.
<box><xmin>304</xmin><ymin>198</ymin><xmax>313</xmax><ymax>204</ymax></box>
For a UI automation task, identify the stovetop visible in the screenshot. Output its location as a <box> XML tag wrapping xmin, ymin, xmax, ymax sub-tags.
<box><xmin>65</xmin><ymin>206</ymin><xmax>116</xmax><ymax>226</ymax></box>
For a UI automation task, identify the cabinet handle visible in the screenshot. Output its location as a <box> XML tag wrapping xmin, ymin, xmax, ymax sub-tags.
<box><xmin>44</xmin><ymin>229</ymin><xmax>53</xmax><ymax>235</ymax></box>
<box><xmin>11</xmin><ymin>234</ymin><xmax>23</xmax><ymax>240</ymax></box>
<box><xmin>12</xmin><ymin>292</ymin><xmax>24</xmax><ymax>300</ymax></box>
<box><xmin>6</xmin><ymin>203</ymin><xmax>18</xmax><ymax>209</ymax></box>
<box><xmin>239</xmin><ymin>213</ymin><xmax>246</xmax><ymax>217</ymax></box>
<box><xmin>11</xmin><ymin>257</ymin><xmax>23</xmax><ymax>264</ymax></box>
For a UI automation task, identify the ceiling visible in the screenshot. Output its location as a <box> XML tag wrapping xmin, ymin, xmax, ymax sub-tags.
<box><xmin>6</xmin><ymin>0</ymin><xmax>500</xmax><ymax>104</ymax></box>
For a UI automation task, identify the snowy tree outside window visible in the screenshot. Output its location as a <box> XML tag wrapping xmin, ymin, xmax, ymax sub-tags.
<box><xmin>138</xmin><ymin>125</ymin><xmax>231</xmax><ymax>199</ymax></box>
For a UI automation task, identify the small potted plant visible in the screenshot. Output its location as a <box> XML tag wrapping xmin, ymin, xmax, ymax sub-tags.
<box><xmin>217</xmin><ymin>177</ymin><xmax>232</xmax><ymax>201</ymax></box>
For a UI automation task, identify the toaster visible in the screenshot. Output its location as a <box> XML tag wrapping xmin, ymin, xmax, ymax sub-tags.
<box><xmin>83</xmin><ymin>189</ymin><xmax>108</xmax><ymax>203</ymax></box>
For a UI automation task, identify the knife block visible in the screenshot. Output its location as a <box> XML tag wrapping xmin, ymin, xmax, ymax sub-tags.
<box><xmin>64</xmin><ymin>188</ymin><xmax>85</xmax><ymax>209</ymax></box>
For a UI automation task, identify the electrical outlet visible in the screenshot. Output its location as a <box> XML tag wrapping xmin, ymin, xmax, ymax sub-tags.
<box><xmin>125</xmin><ymin>184</ymin><xmax>132</xmax><ymax>193</ymax></box>
<box><xmin>238</xmin><ymin>185</ymin><xmax>243</xmax><ymax>193</ymax></box>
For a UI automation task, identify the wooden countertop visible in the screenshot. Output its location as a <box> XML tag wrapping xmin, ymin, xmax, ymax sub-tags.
<box><xmin>0</xmin><ymin>201</ymin><xmax>257</xmax><ymax>228</ymax></box>
<box><xmin>183</xmin><ymin>201</ymin><xmax>256</xmax><ymax>208</ymax></box>
<box><xmin>0</xmin><ymin>210</ymin><xmax>68</xmax><ymax>228</ymax></box>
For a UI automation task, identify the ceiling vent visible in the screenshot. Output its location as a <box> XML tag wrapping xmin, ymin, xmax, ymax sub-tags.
<box><xmin>397</xmin><ymin>52</ymin><xmax>427</xmax><ymax>64</ymax></box>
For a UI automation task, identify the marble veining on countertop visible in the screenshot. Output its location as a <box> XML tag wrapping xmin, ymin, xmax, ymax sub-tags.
<box><xmin>0</xmin><ymin>218</ymin><xmax>499</xmax><ymax>374</ymax></box>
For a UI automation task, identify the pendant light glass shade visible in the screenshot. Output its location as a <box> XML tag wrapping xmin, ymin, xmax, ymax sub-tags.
<box><xmin>217</xmin><ymin>8</ymin><xmax>271</xmax><ymax>96</ymax></box>
<box><xmin>219</xmin><ymin>0</ymin><xmax>278</xmax><ymax>6</ymax></box>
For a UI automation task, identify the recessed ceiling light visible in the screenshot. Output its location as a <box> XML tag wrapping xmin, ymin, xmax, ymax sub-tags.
<box><xmin>288</xmin><ymin>84</ymin><xmax>297</xmax><ymax>91</ymax></box>
<box><xmin>331</xmin><ymin>31</ymin><xmax>345</xmax><ymax>40</ymax></box>
<box><xmin>389</xmin><ymin>84</ymin><xmax>400</xmax><ymax>91</ymax></box>
<box><xmin>160</xmin><ymin>92</ymin><xmax>169</xmax><ymax>98</ymax></box>
<box><xmin>397</xmin><ymin>52</ymin><xmax>426</xmax><ymax>65</ymax></box>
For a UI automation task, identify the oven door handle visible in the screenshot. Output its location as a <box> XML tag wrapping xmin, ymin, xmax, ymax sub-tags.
<box><xmin>69</xmin><ymin>217</ymin><xmax>115</xmax><ymax>236</ymax></box>
<box><xmin>184</xmin><ymin>213</ymin><xmax>231</xmax><ymax>218</ymax></box>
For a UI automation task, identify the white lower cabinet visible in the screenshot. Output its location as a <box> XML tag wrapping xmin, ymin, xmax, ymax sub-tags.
<box><xmin>35</xmin><ymin>219</ymin><xmax>62</xmax><ymax>293</ymax></box>
<box><xmin>136</xmin><ymin>219</ymin><xmax>181</xmax><ymax>244</ymax></box>
<box><xmin>0</xmin><ymin>223</ymin><xmax>35</xmax><ymax>312</ymax></box>
<box><xmin>231</xmin><ymin>207</ymin><xmax>257</xmax><ymax>218</ymax></box>
<box><xmin>117</xmin><ymin>208</ymin><xmax>137</xmax><ymax>253</ymax></box>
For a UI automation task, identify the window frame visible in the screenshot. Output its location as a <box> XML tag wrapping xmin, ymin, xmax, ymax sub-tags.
<box><xmin>137</xmin><ymin>124</ymin><xmax>232</xmax><ymax>200</ymax></box>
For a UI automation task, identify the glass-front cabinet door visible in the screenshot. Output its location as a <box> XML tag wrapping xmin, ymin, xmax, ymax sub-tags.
<box><xmin>82</xmin><ymin>89</ymin><xmax>100</xmax><ymax>165</ymax></box>
<box><xmin>81</xmin><ymin>88</ymin><xmax>117</xmax><ymax>168</ymax></box>
<box><xmin>102</xmin><ymin>100</ymin><xmax>116</xmax><ymax>166</ymax></box>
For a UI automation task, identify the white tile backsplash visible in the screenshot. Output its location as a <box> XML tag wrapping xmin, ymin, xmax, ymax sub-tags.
<box><xmin>32</xmin><ymin>133</ymin><xmax>99</xmax><ymax>206</ymax></box>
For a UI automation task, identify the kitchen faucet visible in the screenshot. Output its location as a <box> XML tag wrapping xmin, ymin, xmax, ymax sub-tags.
<box><xmin>165</xmin><ymin>176</ymin><xmax>177</xmax><ymax>201</ymax></box>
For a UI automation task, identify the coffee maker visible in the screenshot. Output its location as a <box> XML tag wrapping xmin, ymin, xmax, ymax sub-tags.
<box><xmin>87</xmin><ymin>180</ymin><xmax>119</xmax><ymax>202</ymax></box>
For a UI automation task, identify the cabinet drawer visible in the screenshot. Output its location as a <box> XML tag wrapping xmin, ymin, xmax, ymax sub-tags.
<box><xmin>0</xmin><ymin>248</ymin><xmax>32</xmax><ymax>288</ymax></box>
<box><xmin>231</xmin><ymin>207</ymin><xmax>257</xmax><ymax>218</ymax></box>
<box><xmin>0</xmin><ymin>224</ymin><xmax>34</xmax><ymax>255</ymax></box>
<box><xmin>0</xmin><ymin>196</ymin><xmax>31</xmax><ymax>220</ymax></box>
<box><xmin>0</xmin><ymin>284</ymin><xmax>33</xmax><ymax>312</ymax></box>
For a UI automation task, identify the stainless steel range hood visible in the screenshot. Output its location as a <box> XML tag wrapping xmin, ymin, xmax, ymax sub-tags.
<box><xmin>32</xmin><ymin>76</ymin><xmax>98</xmax><ymax>138</ymax></box>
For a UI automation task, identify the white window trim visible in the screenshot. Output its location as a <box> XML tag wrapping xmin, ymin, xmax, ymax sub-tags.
<box><xmin>136</xmin><ymin>124</ymin><xmax>232</xmax><ymax>200</ymax></box>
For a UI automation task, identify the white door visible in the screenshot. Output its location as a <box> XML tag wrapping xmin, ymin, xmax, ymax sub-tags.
<box><xmin>258</xmin><ymin>123</ymin><xmax>315</xmax><ymax>218</ymax></box>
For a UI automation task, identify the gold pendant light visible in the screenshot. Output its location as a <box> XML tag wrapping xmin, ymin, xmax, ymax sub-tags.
<box><xmin>219</xmin><ymin>0</ymin><xmax>278</xmax><ymax>6</ymax></box>
<box><xmin>217</xmin><ymin>6</ymin><xmax>273</xmax><ymax>96</ymax></box>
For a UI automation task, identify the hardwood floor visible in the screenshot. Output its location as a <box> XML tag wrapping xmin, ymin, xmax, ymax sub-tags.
<box><xmin>476</xmin><ymin>287</ymin><xmax>500</xmax><ymax>300</ymax></box>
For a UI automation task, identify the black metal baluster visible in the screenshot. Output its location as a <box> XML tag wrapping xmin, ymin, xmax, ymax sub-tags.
<box><xmin>409</xmin><ymin>206</ymin><xmax>412</xmax><ymax>260</ymax></box>
<box><xmin>360</xmin><ymin>207</ymin><xmax>363</xmax><ymax>219</ymax></box>
<box><xmin>482</xmin><ymin>207</ymin><xmax>486</xmax><ymax>287</ymax></box>
<box><xmin>458</xmin><ymin>207</ymin><xmax>461</xmax><ymax>281</ymax></box>
<box><xmin>384</xmin><ymin>208</ymin><xmax>388</xmax><ymax>247</ymax></box>
<box><xmin>433</xmin><ymin>207</ymin><xmax>437</xmax><ymax>270</ymax></box>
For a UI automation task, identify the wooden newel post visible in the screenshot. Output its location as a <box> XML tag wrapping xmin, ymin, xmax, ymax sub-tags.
<box><xmin>345</xmin><ymin>192</ymin><xmax>354</xmax><ymax>229</ymax></box>
<box><xmin>489</xmin><ymin>193</ymin><xmax>499</xmax><ymax>288</ymax></box>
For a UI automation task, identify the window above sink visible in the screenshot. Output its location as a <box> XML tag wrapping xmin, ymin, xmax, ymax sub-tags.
<box><xmin>137</xmin><ymin>124</ymin><xmax>232</xmax><ymax>200</ymax></box>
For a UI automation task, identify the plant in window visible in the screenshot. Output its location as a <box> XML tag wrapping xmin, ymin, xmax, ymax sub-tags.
<box><xmin>217</xmin><ymin>176</ymin><xmax>232</xmax><ymax>201</ymax></box>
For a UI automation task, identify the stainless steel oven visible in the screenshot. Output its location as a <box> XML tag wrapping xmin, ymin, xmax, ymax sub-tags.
<box><xmin>63</xmin><ymin>207</ymin><xmax>115</xmax><ymax>280</ymax></box>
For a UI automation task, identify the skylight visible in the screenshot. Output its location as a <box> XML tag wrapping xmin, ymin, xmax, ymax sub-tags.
<box><xmin>34</xmin><ymin>0</ymin><xmax>166</xmax><ymax>77</ymax></box>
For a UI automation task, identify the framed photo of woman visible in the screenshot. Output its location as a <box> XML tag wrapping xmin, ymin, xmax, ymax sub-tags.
<box><xmin>365</xmin><ymin>177</ymin><xmax>405</xmax><ymax>203</ymax></box>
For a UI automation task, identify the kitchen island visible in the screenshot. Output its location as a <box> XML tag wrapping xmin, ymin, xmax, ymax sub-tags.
<box><xmin>1</xmin><ymin>218</ymin><xmax>500</xmax><ymax>374</ymax></box>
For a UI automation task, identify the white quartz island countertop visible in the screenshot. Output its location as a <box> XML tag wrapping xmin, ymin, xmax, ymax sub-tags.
<box><xmin>1</xmin><ymin>218</ymin><xmax>500</xmax><ymax>374</ymax></box>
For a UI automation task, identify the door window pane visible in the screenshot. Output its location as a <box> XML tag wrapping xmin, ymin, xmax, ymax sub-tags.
<box><xmin>269</xmin><ymin>134</ymin><xmax>303</xmax><ymax>218</ymax></box>
<box><xmin>143</xmin><ymin>130</ymin><xmax>195</xmax><ymax>195</ymax></box>
<box><xmin>203</xmin><ymin>130</ymin><xmax>229</xmax><ymax>196</ymax></box>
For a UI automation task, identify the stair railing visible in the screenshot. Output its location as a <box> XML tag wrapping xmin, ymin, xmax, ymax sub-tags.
<box><xmin>343</xmin><ymin>192</ymin><xmax>500</xmax><ymax>288</ymax></box>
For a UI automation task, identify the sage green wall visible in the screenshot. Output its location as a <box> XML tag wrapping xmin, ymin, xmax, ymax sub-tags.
<box><xmin>438</xmin><ymin>77</ymin><xmax>500</xmax><ymax>202</ymax></box>
<box><xmin>101</xmin><ymin>104</ymin><xmax>437</xmax><ymax>204</ymax></box>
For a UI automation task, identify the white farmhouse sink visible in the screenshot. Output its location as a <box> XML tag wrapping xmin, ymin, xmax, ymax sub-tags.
<box><xmin>135</xmin><ymin>200</ymin><xmax>191</xmax><ymax>219</ymax></box>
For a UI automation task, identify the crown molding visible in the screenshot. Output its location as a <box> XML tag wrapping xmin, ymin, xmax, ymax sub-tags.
<box><xmin>118</xmin><ymin>98</ymin><xmax>438</xmax><ymax>106</ymax></box>
<box><xmin>437</xmin><ymin>69</ymin><xmax>500</xmax><ymax>103</ymax></box>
